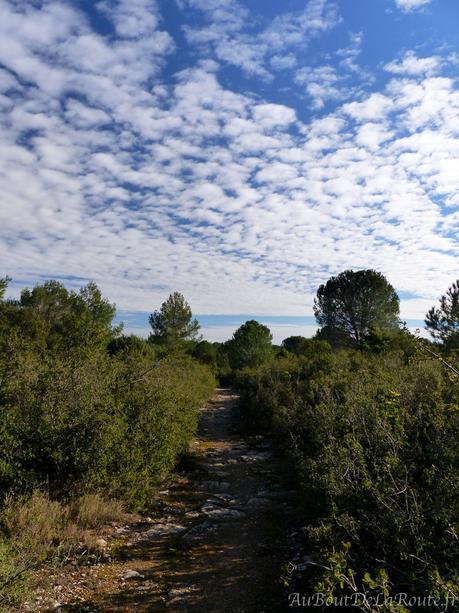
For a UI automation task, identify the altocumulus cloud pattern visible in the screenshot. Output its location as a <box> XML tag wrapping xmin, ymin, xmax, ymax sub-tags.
<box><xmin>0</xmin><ymin>0</ymin><xmax>458</xmax><ymax>328</ymax></box>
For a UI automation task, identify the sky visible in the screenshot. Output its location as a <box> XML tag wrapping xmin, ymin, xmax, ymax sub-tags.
<box><xmin>0</xmin><ymin>0</ymin><xmax>458</xmax><ymax>343</ymax></box>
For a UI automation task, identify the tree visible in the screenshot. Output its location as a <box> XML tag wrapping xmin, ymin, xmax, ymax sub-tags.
<box><xmin>0</xmin><ymin>276</ymin><xmax>10</xmax><ymax>301</ymax></box>
<box><xmin>313</xmin><ymin>269</ymin><xmax>400</xmax><ymax>345</ymax></box>
<box><xmin>282</xmin><ymin>336</ymin><xmax>309</xmax><ymax>355</ymax></box>
<box><xmin>19</xmin><ymin>280</ymin><xmax>120</xmax><ymax>350</ymax></box>
<box><xmin>108</xmin><ymin>334</ymin><xmax>155</xmax><ymax>358</ymax></box>
<box><xmin>282</xmin><ymin>335</ymin><xmax>331</xmax><ymax>357</ymax></box>
<box><xmin>226</xmin><ymin>320</ymin><xmax>273</xmax><ymax>370</ymax></box>
<box><xmin>425</xmin><ymin>280</ymin><xmax>459</xmax><ymax>349</ymax></box>
<box><xmin>192</xmin><ymin>340</ymin><xmax>218</xmax><ymax>368</ymax></box>
<box><xmin>148</xmin><ymin>292</ymin><xmax>201</xmax><ymax>349</ymax></box>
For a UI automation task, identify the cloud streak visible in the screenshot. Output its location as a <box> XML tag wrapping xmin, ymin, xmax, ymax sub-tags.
<box><xmin>394</xmin><ymin>0</ymin><xmax>433</xmax><ymax>12</ymax></box>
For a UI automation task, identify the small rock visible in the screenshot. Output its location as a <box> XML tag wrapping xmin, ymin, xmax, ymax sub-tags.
<box><xmin>212</xmin><ymin>493</ymin><xmax>236</xmax><ymax>503</ymax></box>
<box><xmin>95</xmin><ymin>538</ymin><xmax>108</xmax><ymax>548</ymax></box>
<box><xmin>121</xmin><ymin>569</ymin><xmax>145</xmax><ymax>580</ymax></box>
<box><xmin>183</xmin><ymin>521</ymin><xmax>217</xmax><ymax>540</ymax></box>
<box><xmin>185</xmin><ymin>510</ymin><xmax>201</xmax><ymax>519</ymax></box>
<box><xmin>239</xmin><ymin>451</ymin><xmax>271</xmax><ymax>463</ymax></box>
<box><xmin>254</xmin><ymin>440</ymin><xmax>272</xmax><ymax>450</ymax></box>
<box><xmin>201</xmin><ymin>504</ymin><xmax>244</xmax><ymax>519</ymax></box>
<box><xmin>142</xmin><ymin>522</ymin><xmax>186</xmax><ymax>538</ymax></box>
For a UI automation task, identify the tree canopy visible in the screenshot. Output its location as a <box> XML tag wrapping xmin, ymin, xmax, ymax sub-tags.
<box><xmin>1</xmin><ymin>280</ymin><xmax>120</xmax><ymax>351</ymax></box>
<box><xmin>313</xmin><ymin>269</ymin><xmax>400</xmax><ymax>345</ymax></box>
<box><xmin>226</xmin><ymin>320</ymin><xmax>273</xmax><ymax>370</ymax></box>
<box><xmin>148</xmin><ymin>292</ymin><xmax>201</xmax><ymax>349</ymax></box>
<box><xmin>425</xmin><ymin>280</ymin><xmax>459</xmax><ymax>349</ymax></box>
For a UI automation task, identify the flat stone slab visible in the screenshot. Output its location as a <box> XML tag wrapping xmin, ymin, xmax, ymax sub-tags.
<box><xmin>211</xmin><ymin>493</ymin><xmax>239</xmax><ymax>505</ymax></box>
<box><xmin>201</xmin><ymin>504</ymin><xmax>244</xmax><ymax>519</ymax></box>
<box><xmin>239</xmin><ymin>451</ymin><xmax>272</xmax><ymax>463</ymax></box>
<box><xmin>199</xmin><ymin>465</ymin><xmax>229</xmax><ymax>478</ymax></box>
<box><xmin>184</xmin><ymin>510</ymin><xmax>201</xmax><ymax>519</ymax></box>
<box><xmin>245</xmin><ymin>497</ymin><xmax>272</xmax><ymax>509</ymax></box>
<box><xmin>141</xmin><ymin>522</ymin><xmax>186</xmax><ymax>539</ymax></box>
<box><xmin>183</xmin><ymin>521</ymin><xmax>218</xmax><ymax>541</ymax></box>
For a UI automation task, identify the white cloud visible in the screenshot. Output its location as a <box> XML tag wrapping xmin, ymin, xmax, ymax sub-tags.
<box><xmin>0</xmin><ymin>0</ymin><xmax>458</xmax><ymax>327</ymax></box>
<box><xmin>342</xmin><ymin>93</ymin><xmax>394</xmax><ymax>121</ymax></box>
<box><xmin>180</xmin><ymin>0</ymin><xmax>340</xmax><ymax>79</ymax></box>
<box><xmin>295</xmin><ymin>32</ymin><xmax>367</xmax><ymax>109</ymax></box>
<box><xmin>296</xmin><ymin>65</ymin><xmax>347</xmax><ymax>109</ymax></box>
<box><xmin>394</xmin><ymin>0</ymin><xmax>433</xmax><ymax>11</ymax></box>
<box><xmin>270</xmin><ymin>54</ymin><xmax>297</xmax><ymax>71</ymax></box>
<box><xmin>356</xmin><ymin>123</ymin><xmax>391</xmax><ymax>150</ymax></box>
<box><xmin>385</xmin><ymin>51</ymin><xmax>441</xmax><ymax>75</ymax></box>
<box><xmin>252</xmin><ymin>104</ymin><xmax>296</xmax><ymax>128</ymax></box>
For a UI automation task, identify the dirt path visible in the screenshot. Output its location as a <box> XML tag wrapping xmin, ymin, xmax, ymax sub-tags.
<box><xmin>50</xmin><ymin>389</ymin><xmax>295</xmax><ymax>613</ymax></box>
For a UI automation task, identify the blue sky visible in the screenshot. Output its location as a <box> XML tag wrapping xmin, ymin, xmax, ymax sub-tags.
<box><xmin>0</xmin><ymin>0</ymin><xmax>458</xmax><ymax>343</ymax></box>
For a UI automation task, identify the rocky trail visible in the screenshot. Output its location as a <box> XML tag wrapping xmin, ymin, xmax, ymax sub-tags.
<box><xmin>33</xmin><ymin>389</ymin><xmax>297</xmax><ymax>613</ymax></box>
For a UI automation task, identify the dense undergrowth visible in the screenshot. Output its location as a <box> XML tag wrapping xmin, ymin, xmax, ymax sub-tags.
<box><xmin>236</xmin><ymin>347</ymin><xmax>459</xmax><ymax>611</ymax></box>
<box><xmin>0</xmin><ymin>280</ymin><xmax>215</xmax><ymax>609</ymax></box>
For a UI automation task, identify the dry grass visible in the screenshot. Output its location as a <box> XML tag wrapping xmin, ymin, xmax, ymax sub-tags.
<box><xmin>0</xmin><ymin>490</ymin><xmax>128</xmax><ymax>610</ymax></box>
<box><xmin>71</xmin><ymin>493</ymin><xmax>126</xmax><ymax>529</ymax></box>
<box><xmin>2</xmin><ymin>491</ymin><xmax>71</xmax><ymax>563</ymax></box>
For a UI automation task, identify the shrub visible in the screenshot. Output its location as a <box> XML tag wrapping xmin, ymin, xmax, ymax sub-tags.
<box><xmin>236</xmin><ymin>349</ymin><xmax>459</xmax><ymax>604</ymax></box>
<box><xmin>0</xmin><ymin>349</ymin><xmax>215</xmax><ymax>507</ymax></box>
<box><xmin>0</xmin><ymin>279</ymin><xmax>216</xmax><ymax>606</ymax></box>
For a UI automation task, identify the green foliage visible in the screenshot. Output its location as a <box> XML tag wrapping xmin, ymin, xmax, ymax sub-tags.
<box><xmin>192</xmin><ymin>340</ymin><xmax>218</xmax><ymax>369</ymax></box>
<box><xmin>362</xmin><ymin>325</ymin><xmax>417</xmax><ymax>357</ymax></box>
<box><xmin>0</xmin><ymin>490</ymin><xmax>127</xmax><ymax>608</ymax></box>
<box><xmin>425</xmin><ymin>279</ymin><xmax>459</xmax><ymax>350</ymax></box>
<box><xmin>149</xmin><ymin>292</ymin><xmax>201</xmax><ymax>350</ymax></box>
<box><xmin>0</xmin><ymin>279</ymin><xmax>216</xmax><ymax>608</ymax></box>
<box><xmin>314</xmin><ymin>269</ymin><xmax>400</xmax><ymax>346</ymax></box>
<box><xmin>0</xmin><ymin>276</ymin><xmax>10</xmax><ymax>302</ymax></box>
<box><xmin>236</xmin><ymin>349</ymin><xmax>459</xmax><ymax>605</ymax></box>
<box><xmin>0</xmin><ymin>280</ymin><xmax>215</xmax><ymax>509</ymax></box>
<box><xmin>107</xmin><ymin>334</ymin><xmax>155</xmax><ymax>358</ymax></box>
<box><xmin>0</xmin><ymin>347</ymin><xmax>214</xmax><ymax>507</ymax></box>
<box><xmin>226</xmin><ymin>320</ymin><xmax>274</xmax><ymax>370</ymax></box>
<box><xmin>282</xmin><ymin>335</ymin><xmax>332</xmax><ymax>357</ymax></box>
<box><xmin>0</xmin><ymin>537</ymin><xmax>31</xmax><ymax>610</ymax></box>
<box><xmin>1</xmin><ymin>280</ymin><xmax>121</xmax><ymax>353</ymax></box>
<box><xmin>315</xmin><ymin>543</ymin><xmax>410</xmax><ymax>612</ymax></box>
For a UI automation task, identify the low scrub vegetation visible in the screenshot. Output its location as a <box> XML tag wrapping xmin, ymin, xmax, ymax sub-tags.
<box><xmin>0</xmin><ymin>490</ymin><xmax>127</xmax><ymax>609</ymax></box>
<box><xmin>2</xmin><ymin>269</ymin><xmax>459</xmax><ymax>610</ymax></box>
<box><xmin>233</xmin><ymin>272</ymin><xmax>459</xmax><ymax>609</ymax></box>
<box><xmin>0</xmin><ymin>279</ymin><xmax>215</xmax><ymax>608</ymax></box>
<box><xmin>236</xmin><ymin>345</ymin><xmax>459</xmax><ymax>609</ymax></box>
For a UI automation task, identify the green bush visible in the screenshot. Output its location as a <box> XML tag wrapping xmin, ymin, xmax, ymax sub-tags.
<box><xmin>0</xmin><ymin>348</ymin><xmax>214</xmax><ymax>507</ymax></box>
<box><xmin>0</xmin><ymin>280</ymin><xmax>215</xmax><ymax>508</ymax></box>
<box><xmin>236</xmin><ymin>349</ymin><xmax>459</xmax><ymax>605</ymax></box>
